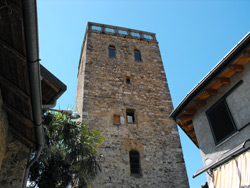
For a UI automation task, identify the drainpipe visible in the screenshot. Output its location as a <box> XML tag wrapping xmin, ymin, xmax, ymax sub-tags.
<box><xmin>22</xmin><ymin>0</ymin><xmax>45</xmax><ymax>187</ymax></box>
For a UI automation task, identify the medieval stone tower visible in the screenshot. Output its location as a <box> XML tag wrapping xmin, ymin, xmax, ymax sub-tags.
<box><xmin>75</xmin><ymin>22</ymin><xmax>189</xmax><ymax>188</ymax></box>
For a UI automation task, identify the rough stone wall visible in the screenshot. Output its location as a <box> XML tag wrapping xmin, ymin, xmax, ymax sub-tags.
<box><xmin>76</xmin><ymin>24</ymin><xmax>189</xmax><ymax>188</ymax></box>
<box><xmin>75</xmin><ymin>34</ymin><xmax>88</xmax><ymax>122</ymax></box>
<box><xmin>0</xmin><ymin>89</ymin><xmax>30</xmax><ymax>187</ymax></box>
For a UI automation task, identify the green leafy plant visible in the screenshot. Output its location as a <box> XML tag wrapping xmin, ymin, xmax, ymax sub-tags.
<box><xmin>28</xmin><ymin>112</ymin><xmax>104</xmax><ymax>188</ymax></box>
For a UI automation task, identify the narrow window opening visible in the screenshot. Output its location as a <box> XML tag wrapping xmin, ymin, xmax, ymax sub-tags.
<box><xmin>126</xmin><ymin>109</ymin><xmax>135</xmax><ymax>123</ymax></box>
<box><xmin>109</xmin><ymin>45</ymin><xmax>116</xmax><ymax>58</ymax></box>
<box><xmin>114</xmin><ymin>115</ymin><xmax>120</xmax><ymax>124</ymax></box>
<box><xmin>129</xmin><ymin>150</ymin><xmax>141</xmax><ymax>176</ymax></box>
<box><xmin>126</xmin><ymin>76</ymin><xmax>131</xmax><ymax>84</ymax></box>
<box><xmin>134</xmin><ymin>50</ymin><xmax>142</xmax><ymax>61</ymax></box>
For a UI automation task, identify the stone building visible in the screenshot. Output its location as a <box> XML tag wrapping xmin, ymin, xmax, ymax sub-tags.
<box><xmin>171</xmin><ymin>32</ymin><xmax>250</xmax><ymax>187</ymax></box>
<box><xmin>75</xmin><ymin>22</ymin><xmax>189</xmax><ymax>188</ymax></box>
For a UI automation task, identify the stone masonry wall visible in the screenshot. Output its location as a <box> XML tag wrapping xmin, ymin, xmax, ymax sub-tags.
<box><xmin>0</xmin><ymin>89</ymin><xmax>30</xmax><ymax>187</ymax></box>
<box><xmin>76</xmin><ymin>23</ymin><xmax>189</xmax><ymax>188</ymax></box>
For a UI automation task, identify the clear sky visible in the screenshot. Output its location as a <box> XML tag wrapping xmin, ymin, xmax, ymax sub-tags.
<box><xmin>37</xmin><ymin>0</ymin><xmax>250</xmax><ymax>187</ymax></box>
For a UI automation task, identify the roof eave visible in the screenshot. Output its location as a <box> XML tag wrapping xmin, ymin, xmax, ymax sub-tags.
<box><xmin>171</xmin><ymin>31</ymin><xmax>250</xmax><ymax>121</ymax></box>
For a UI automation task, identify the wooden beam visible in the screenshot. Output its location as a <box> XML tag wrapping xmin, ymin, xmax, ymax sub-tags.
<box><xmin>2</xmin><ymin>103</ymin><xmax>34</xmax><ymax>128</ymax></box>
<box><xmin>183</xmin><ymin>108</ymin><xmax>196</xmax><ymax>115</ymax></box>
<box><xmin>10</xmin><ymin>128</ymin><xmax>35</xmax><ymax>149</ymax></box>
<box><xmin>0</xmin><ymin>6</ymin><xmax>8</xmax><ymax>15</ymax></box>
<box><xmin>193</xmin><ymin>99</ymin><xmax>206</xmax><ymax>106</ymax></box>
<box><xmin>182</xmin><ymin>120</ymin><xmax>193</xmax><ymax>127</ymax></box>
<box><xmin>0</xmin><ymin>1</ymin><xmax>23</xmax><ymax>17</ymax></box>
<box><xmin>9</xmin><ymin>2</ymin><xmax>23</xmax><ymax>17</ymax></box>
<box><xmin>177</xmin><ymin>114</ymin><xmax>194</xmax><ymax>124</ymax></box>
<box><xmin>0</xmin><ymin>75</ymin><xmax>30</xmax><ymax>102</ymax></box>
<box><xmin>188</xmin><ymin>130</ymin><xmax>197</xmax><ymax>137</ymax></box>
<box><xmin>204</xmin><ymin>89</ymin><xmax>218</xmax><ymax>96</ymax></box>
<box><xmin>0</xmin><ymin>39</ymin><xmax>26</xmax><ymax>61</ymax></box>
<box><xmin>42</xmin><ymin>78</ymin><xmax>60</xmax><ymax>92</ymax></box>
<box><xmin>229</xmin><ymin>64</ymin><xmax>244</xmax><ymax>72</ymax></box>
<box><xmin>185</xmin><ymin>124</ymin><xmax>194</xmax><ymax>132</ymax></box>
<box><xmin>216</xmin><ymin>77</ymin><xmax>230</xmax><ymax>84</ymax></box>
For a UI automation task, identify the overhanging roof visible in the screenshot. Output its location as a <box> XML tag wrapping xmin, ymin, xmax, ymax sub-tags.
<box><xmin>0</xmin><ymin>0</ymin><xmax>66</xmax><ymax>148</ymax></box>
<box><xmin>41</xmin><ymin>64</ymin><xmax>67</xmax><ymax>106</ymax></box>
<box><xmin>170</xmin><ymin>32</ymin><xmax>250</xmax><ymax>147</ymax></box>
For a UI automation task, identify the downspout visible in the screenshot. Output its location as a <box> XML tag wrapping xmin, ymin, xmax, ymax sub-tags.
<box><xmin>22</xmin><ymin>0</ymin><xmax>45</xmax><ymax>187</ymax></box>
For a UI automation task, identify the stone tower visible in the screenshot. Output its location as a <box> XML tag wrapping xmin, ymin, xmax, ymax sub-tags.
<box><xmin>75</xmin><ymin>22</ymin><xmax>189</xmax><ymax>188</ymax></box>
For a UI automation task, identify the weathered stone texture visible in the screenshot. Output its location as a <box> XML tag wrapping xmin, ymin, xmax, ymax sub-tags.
<box><xmin>76</xmin><ymin>23</ymin><xmax>189</xmax><ymax>188</ymax></box>
<box><xmin>0</xmin><ymin>138</ymin><xmax>29</xmax><ymax>188</ymax></box>
<box><xmin>0</xmin><ymin>89</ymin><xmax>29</xmax><ymax>187</ymax></box>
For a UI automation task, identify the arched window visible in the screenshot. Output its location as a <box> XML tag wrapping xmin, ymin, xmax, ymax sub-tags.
<box><xmin>129</xmin><ymin>150</ymin><xmax>141</xmax><ymax>176</ymax></box>
<box><xmin>109</xmin><ymin>45</ymin><xmax>116</xmax><ymax>58</ymax></box>
<box><xmin>134</xmin><ymin>49</ymin><xmax>142</xmax><ymax>61</ymax></box>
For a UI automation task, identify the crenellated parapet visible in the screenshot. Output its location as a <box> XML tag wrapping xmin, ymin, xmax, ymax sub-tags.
<box><xmin>87</xmin><ymin>22</ymin><xmax>157</xmax><ymax>42</ymax></box>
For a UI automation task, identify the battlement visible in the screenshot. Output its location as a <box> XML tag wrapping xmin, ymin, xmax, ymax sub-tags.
<box><xmin>87</xmin><ymin>22</ymin><xmax>157</xmax><ymax>42</ymax></box>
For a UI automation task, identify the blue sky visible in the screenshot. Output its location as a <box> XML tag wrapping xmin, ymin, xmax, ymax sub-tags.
<box><xmin>37</xmin><ymin>0</ymin><xmax>250</xmax><ymax>187</ymax></box>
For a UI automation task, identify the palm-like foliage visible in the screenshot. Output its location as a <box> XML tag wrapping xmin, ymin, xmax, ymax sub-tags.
<box><xmin>28</xmin><ymin>112</ymin><xmax>104</xmax><ymax>188</ymax></box>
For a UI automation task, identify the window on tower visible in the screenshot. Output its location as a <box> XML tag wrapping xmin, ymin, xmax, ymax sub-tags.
<box><xmin>129</xmin><ymin>150</ymin><xmax>141</xmax><ymax>176</ymax></box>
<box><xmin>113</xmin><ymin>115</ymin><xmax>120</xmax><ymax>124</ymax></box>
<box><xmin>109</xmin><ymin>45</ymin><xmax>116</xmax><ymax>58</ymax></box>
<box><xmin>126</xmin><ymin>76</ymin><xmax>131</xmax><ymax>84</ymax></box>
<box><xmin>126</xmin><ymin>109</ymin><xmax>136</xmax><ymax>123</ymax></box>
<box><xmin>134</xmin><ymin>49</ymin><xmax>142</xmax><ymax>61</ymax></box>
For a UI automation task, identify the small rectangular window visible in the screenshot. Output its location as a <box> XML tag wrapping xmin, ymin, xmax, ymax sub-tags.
<box><xmin>109</xmin><ymin>46</ymin><xmax>116</xmax><ymax>58</ymax></box>
<box><xmin>206</xmin><ymin>99</ymin><xmax>237</xmax><ymax>144</ymax></box>
<box><xmin>126</xmin><ymin>109</ymin><xmax>136</xmax><ymax>123</ymax></box>
<box><xmin>114</xmin><ymin>115</ymin><xmax>120</xmax><ymax>124</ymax></box>
<box><xmin>126</xmin><ymin>76</ymin><xmax>131</xmax><ymax>84</ymax></box>
<box><xmin>134</xmin><ymin>50</ymin><xmax>142</xmax><ymax>61</ymax></box>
